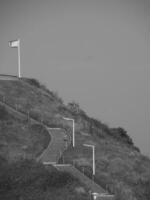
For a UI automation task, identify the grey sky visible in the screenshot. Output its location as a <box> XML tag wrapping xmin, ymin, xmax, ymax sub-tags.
<box><xmin>0</xmin><ymin>0</ymin><xmax>150</xmax><ymax>154</ymax></box>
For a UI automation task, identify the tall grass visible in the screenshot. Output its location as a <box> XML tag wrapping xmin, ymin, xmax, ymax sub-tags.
<box><xmin>0</xmin><ymin>159</ymin><xmax>88</xmax><ymax>200</ymax></box>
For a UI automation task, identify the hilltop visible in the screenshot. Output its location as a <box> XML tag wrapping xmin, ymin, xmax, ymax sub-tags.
<box><xmin>0</xmin><ymin>77</ymin><xmax>150</xmax><ymax>200</ymax></box>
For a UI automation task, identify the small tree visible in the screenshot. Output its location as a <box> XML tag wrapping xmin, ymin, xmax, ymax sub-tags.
<box><xmin>67</xmin><ymin>101</ymin><xmax>80</xmax><ymax>114</ymax></box>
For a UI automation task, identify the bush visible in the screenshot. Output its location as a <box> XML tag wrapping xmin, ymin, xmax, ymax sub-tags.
<box><xmin>0</xmin><ymin>158</ymin><xmax>77</xmax><ymax>199</ymax></box>
<box><xmin>110</xmin><ymin>127</ymin><xmax>134</xmax><ymax>145</ymax></box>
<box><xmin>0</xmin><ymin>160</ymin><xmax>51</xmax><ymax>192</ymax></box>
<box><xmin>0</xmin><ymin>105</ymin><xmax>9</xmax><ymax>121</ymax></box>
<box><xmin>115</xmin><ymin>182</ymin><xmax>137</xmax><ymax>200</ymax></box>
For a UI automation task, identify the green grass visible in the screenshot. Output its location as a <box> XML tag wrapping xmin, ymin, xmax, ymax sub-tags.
<box><xmin>0</xmin><ymin>79</ymin><xmax>65</xmax><ymax>127</ymax></box>
<box><xmin>0</xmin><ymin>159</ymin><xmax>89</xmax><ymax>200</ymax></box>
<box><xmin>0</xmin><ymin>105</ymin><xmax>50</xmax><ymax>162</ymax></box>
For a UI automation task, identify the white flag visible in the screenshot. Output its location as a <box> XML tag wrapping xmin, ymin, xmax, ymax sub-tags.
<box><xmin>9</xmin><ymin>39</ymin><xmax>19</xmax><ymax>48</ymax></box>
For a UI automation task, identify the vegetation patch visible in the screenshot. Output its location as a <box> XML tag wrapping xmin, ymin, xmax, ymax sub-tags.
<box><xmin>0</xmin><ymin>79</ymin><xmax>150</xmax><ymax>200</ymax></box>
<box><xmin>0</xmin><ymin>119</ymin><xmax>50</xmax><ymax>161</ymax></box>
<box><xmin>0</xmin><ymin>159</ymin><xmax>89</xmax><ymax>200</ymax></box>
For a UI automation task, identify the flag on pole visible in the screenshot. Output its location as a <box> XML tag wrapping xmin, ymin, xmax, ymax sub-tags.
<box><xmin>9</xmin><ymin>39</ymin><xmax>21</xmax><ymax>78</ymax></box>
<box><xmin>9</xmin><ymin>39</ymin><xmax>19</xmax><ymax>48</ymax></box>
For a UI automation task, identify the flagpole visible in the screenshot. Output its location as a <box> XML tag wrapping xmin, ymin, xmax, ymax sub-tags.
<box><xmin>18</xmin><ymin>39</ymin><xmax>21</xmax><ymax>78</ymax></box>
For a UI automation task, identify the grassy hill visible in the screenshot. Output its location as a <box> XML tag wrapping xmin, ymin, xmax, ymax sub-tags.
<box><xmin>0</xmin><ymin>159</ymin><xmax>89</xmax><ymax>200</ymax></box>
<box><xmin>0</xmin><ymin>103</ymin><xmax>50</xmax><ymax>161</ymax></box>
<box><xmin>0</xmin><ymin>77</ymin><xmax>150</xmax><ymax>200</ymax></box>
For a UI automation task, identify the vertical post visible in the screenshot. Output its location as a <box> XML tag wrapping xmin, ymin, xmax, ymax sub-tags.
<box><xmin>83</xmin><ymin>144</ymin><xmax>96</xmax><ymax>177</ymax></box>
<box><xmin>93</xmin><ymin>146</ymin><xmax>95</xmax><ymax>176</ymax></box>
<box><xmin>73</xmin><ymin>119</ymin><xmax>75</xmax><ymax>147</ymax></box>
<box><xmin>63</xmin><ymin>117</ymin><xmax>75</xmax><ymax>148</ymax></box>
<box><xmin>18</xmin><ymin>39</ymin><xmax>21</xmax><ymax>78</ymax></box>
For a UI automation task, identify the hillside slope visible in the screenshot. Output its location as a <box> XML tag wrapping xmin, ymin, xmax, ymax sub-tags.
<box><xmin>0</xmin><ymin>159</ymin><xmax>89</xmax><ymax>200</ymax></box>
<box><xmin>0</xmin><ymin>102</ymin><xmax>50</xmax><ymax>161</ymax></box>
<box><xmin>0</xmin><ymin>77</ymin><xmax>150</xmax><ymax>200</ymax></box>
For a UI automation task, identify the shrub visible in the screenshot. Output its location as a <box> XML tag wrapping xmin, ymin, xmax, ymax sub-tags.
<box><xmin>110</xmin><ymin>127</ymin><xmax>134</xmax><ymax>145</ymax></box>
<box><xmin>67</xmin><ymin>101</ymin><xmax>80</xmax><ymax>114</ymax></box>
<box><xmin>115</xmin><ymin>182</ymin><xmax>137</xmax><ymax>200</ymax></box>
<box><xmin>0</xmin><ymin>105</ymin><xmax>9</xmax><ymax>121</ymax></box>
